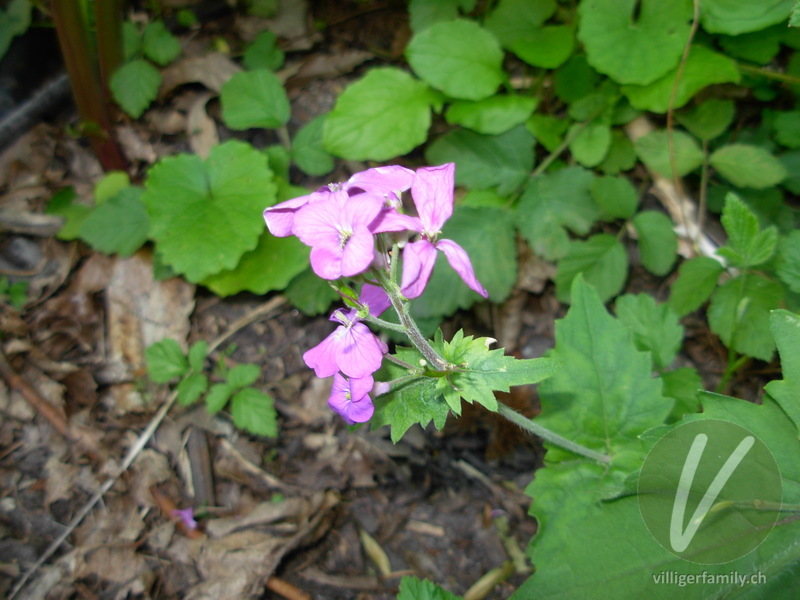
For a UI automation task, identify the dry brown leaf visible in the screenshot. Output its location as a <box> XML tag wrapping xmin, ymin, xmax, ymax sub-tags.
<box><xmin>130</xmin><ymin>448</ymin><xmax>173</xmax><ymax>508</ymax></box>
<box><xmin>289</xmin><ymin>50</ymin><xmax>374</xmax><ymax>84</ymax></box>
<box><xmin>187</xmin><ymin>92</ymin><xmax>219</xmax><ymax>159</ymax></box>
<box><xmin>161</xmin><ymin>53</ymin><xmax>242</xmax><ymax>97</ymax></box>
<box><xmin>115</xmin><ymin>125</ymin><xmax>158</xmax><ymax>164</ymax></box>
<box><xmin>146</xmin><ymin>108</ymin><xmax>187</xmax><ymax>135</ymax></box>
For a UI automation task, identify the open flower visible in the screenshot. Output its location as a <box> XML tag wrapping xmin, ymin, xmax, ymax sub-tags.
<box><xmin>399</xmin><ymin>163</ymin><xmax>488</xmax><ymax>299</ymax></box>
<box><xmin>328</xmin><ymin>373</ymin><xmax>375</xmax><ymax>424</ymax></box>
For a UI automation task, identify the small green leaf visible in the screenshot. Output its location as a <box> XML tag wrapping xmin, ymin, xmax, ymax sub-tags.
<box><xmin>708</xmin><ymin>274</ymin><xmax>785</xmax><ymax>361</ymax></box>
<box><xmin>508</xmin><ymin>25</ymin><xmax>575</xmax><ymax>69</ymax></box>
<box><xmin>598</xmin><ymin>130</ymin><xmax>637</xmax><ymax>174</ymax></box>
<box><xmin>406</xmin><ymin>19</ymin><xmax>504</xmax><ymax>101</ymax></box>
<box><xmin>205</xmin><ymin>383</ymin><xmax>235</xmax><ymax>414</ymax></box>
<box><xmin>122</xmin><ymin>21</ymin><xmax>141</xmax><ymax>61</ymax></box>
<box><xmin>634</xmin><ymin>129</ymin><xmax>704</xmax><ymax>178</ymax></box>
<box><xmin>0</xmin><ymin>0</ymin><xmax>31</xmax><ymax>59</ymax></box>
<box><xmin>773</xmin><ymin>110</ymin><xmax>800</xmax><ymax>149</ymax></box>
<box><xmin>46</xmin><ymin>188</ymin><xmax>91</xmax><ymax>241</ymax></box>
<box><xmin>554</xmin><ymin>54</ymin><xmax>602</xmax><ymax>104</ymax></box>
<box><xmin>243</xmin><ymin>30</ymin><xmax>284</xmax><ymax>71</ymax></box>
<box><xmin>292</xmin><ymin>115</ymin><xmax>334</xmax><ymax>176</ymax></box>
<box><xmin>675</xmin><ymin>99</ymin><xmax>735</xmax><ymax>141</ymax></box>
<box><xmin>484</xmin><ymin>0</ymin><xmax>556</xmax><ymax>47</ymax></box>
<box><xmin>110</xmin><ymin>59</ymin><xmax>162</xmax><ymax>118</ymax></box>
<box><xmin>718</xmin><ymin>193</ymin><xmax>778</xmax><ymax>268</ymax></box>
<box><xmin>285</xmin><ymin>268</ymin><xmax>338</xmax><ymax>316</ymax></box>
<box><xmin>188</xmin><ymin>340</ymin><xmax>208</xmax><ymax>372</ymax></box>
<box><xmin>700</xmin><ymin>0</ymin><xmax>794</xmax><ymax>35</ymax></box>
<box><xmin>397</xmin><ymin>576</ymin><xmax>462</xmax><ymax>600</ymax></box>
<box><xmin>668</xmin><ymin>256</ymin><xmax>725</xmax><ymax>317</ymax></box>
<box><xmin>227</xmin><ymin>364</ymin><xmax>261</xmax><ymax>389</ymax></box>
<box><xmin>718</xmin><ymin>25</ymin><xmax>784</xmax><ymax>65</ymax></box>
<box><xmin>632</xmin><ymin>210</ymin><xmax>677</xmax><ymax>276</ymax></box>
<box><xmin>555</xmin><ymin>234</ymin><xmax>628</xmax><ymax>303</ymax></box>
<box><xmin>525</xmin><ymin>113</ymin><xmax>569</xmax><ymax>152</ymax></box>
<box><xmin>590</xmin><ymin>175</ymin><xmax>639</xmax><ymax>220</ymax></box>
<box><xmin>146</xmin><ymin>339</ymin><xmax>188</xmax><ymax>383</ymax></box>
<box><xmin>568</xmin><ymin>121</ymin><xmax>611</xmax><ymax>167</ymax></box>
<box><xmin>408</xmin><ymin>0</ymin><xmax>460</xmax><ymax>33</ymax></box>
<box><xmin>777</xmin><ymin>230</ymin><xmax>800</xmax><ymax>292</ymax></box>
<box><xmin>445</xmin><ymin>95</ymin><xmax>537</xmax><ymax>135</ymax></box>
<box><xmin>177</xmin><ymin>373</ymin><xmax>209</xmax><ymax>406</ymax></box>
<box><xmin>142</xmin><ymin>20</ymin><xmax>181</xmax><ymax>66</ymax></box>
<box><xmin>323</xmin><ymin>67</ymin><xmax>434</xmax><ymax>161</ymax></box>
<box><xmin>230</xmin><ymin>388</ymin><xmax>278</xmax><ymax>437</ymax></box>
<box><xmin>660</xmin><ymin>367</ymin><xmax>702</xmax><ymax>421</ymax></box>
<box><xmin>710</xmin><ymin>145</ymin><xmax>787</xmax><ymax>189</ymax></box>
<box><xmin>94</xmin><ymin>171</ymin><xmax>130</xmax><ymax>204</ymax></box>
<box><xmin>78</xmin><ymin>188</ymin><xmax>150</xmax><ymax>257</ymax></box>
<box><xmin>425</xmin><ymin>126</ymin><xmax>534</xmax><ymax>195</ymax></box>
<box><xmin>615</xmin><ymin>293</ymin><xmax>683</xmax><ymax>369</ymax></box>
<box><xmin>221</xmin><ymin>70</ymin><xmax>290</xmax><ymax>130</ymax></box>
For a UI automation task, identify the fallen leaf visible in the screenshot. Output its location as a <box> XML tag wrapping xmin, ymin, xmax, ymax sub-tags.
<box><xmin>161</xmin><ymin>53</ymin><xmax>242</xmax><ymax>96</ymax></box>
<box><xmin>187</xmin><ymin>92</ymin><xmax>219</xmax><ymax>159</ymax></box>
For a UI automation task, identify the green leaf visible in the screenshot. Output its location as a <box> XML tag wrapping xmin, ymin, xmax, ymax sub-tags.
<box><xmin>632</xmin><ymin>210</ymin><xmax>677</xmax><ymax>276</ymax></box>
<box><xmin>793</xmin><ymin>0</ymin><xmax>800</xmax><ymax>26</ymax></box>
<box><xmin>675</xmin><ymin>99</ymin><xmax>735</xmax><ymax>141</ymax></box>
<box><xmin>718</xmin><ymin>25</ymin><xmax>784</xmax><ymax>65</ymax></box>
<box><xmin>554</xmin><ymin>54</ymin><xmax>602</xmax><ymax>104</ymax></box>
<box><xmin>710</xmin><ymin>145</ymin><xmax>787</xmax><ymax>189</ymax></box>
<box><xmin>230</xmin><ymin>388</ymin><xmax>277</xmax><ymax>437</ymax></box>
<box><xmin>708</xmin><ymin>274</ymin><xmax>785</xmax><ymax>361</ymax></box>
<box><xmin>515</xmin><ymin>166</ymin><xmax>598</xmax><ymax>261</ymax></box>
<box><xmin>700</xmin><ymin>0</ymin><xmax>794</xmax><ymax>35</ymax></box>
<box><xmin>668</xmin><ymin>256</ymin><xmax>725</xmax><ymax>317</ymax></box>
<box><xmin>292</xmin><ymin>115</ymin><xmax>334</xmax><ymax>176</ymax></box>
<box><xmin>47</xmin><ymin>188</ymin><xmax>91</xmax><ymax>241</ymax></box>
<box><xmin>568</xmin><ymin>121</ymin><xmax>611</xmax><ymax>167</ymax></box>
<box><xmin>110</xmin><ymin>59</ymin><xmax>162</xmax><ymax>118</ymax></box>
<box><xmin>143</xmin><ymin>140</ymin><xmax>276</xmax><ymax>282</ymax></box>
<box><xmin>773</xmin><ymin>111</ymin><xmax>800</xmax><ymax>149</ymax></box>
<box><xmin>285</xmin><ymin>268</ymin><xmax>338</xmax><ymax>316</ymax></box>
<box><xmin>765</xmin><ymin>309</ymin><xmax>800</xmax><ymax>433</ymax></box>
<box><xmin>142</xmin><ymin>20</ymin><xmax>181</xmax><ymax>66</ymax></box>
<box><xmin>484</xmin><ymin>0</ymin><xmax>556</xmax><ymax>47</ymax></box>
<box><xmin>634</xmin><ymin>129</ymin><xmax>704</xmax><ymax>178</ymax></box>
<box><xmin>660</xmin><ymin>366</ymin><xmax>702</xmax><ymax>421</ymax></box>
<box><xmin>425</xmin><ymin>126</ymin><xmax>534</xmax><ymax>195</ymax></box>
<box><xmin>227</xmin><ymin>364</ymin><xmax>261</xmax><ymax>389</ymax></box>
<box><xmin>577</xmin><ymin>0</ymin><xmax>692</xmax><ymax>85</ymax></box>
<box><xmin>323</xmin><ymin>68</ymin><xmax>434</xmax><ymax>161</ymax></box>
<box><xmin>398</xmin><ymin>576</ymin><xmax>461</xmax><ymax>600</ymax></box>
<box><xmin>177</xmin><ymin>373</ymin><xmax>209</xmax><ymax>406</ymax></box>
<box><xmin>243</xmin><ymin>30</ymin><xmax>284</xmax><ymax>71</ymax></box>
<box><xmin>188</xmin><ymin>340</ymin><xmax>208</xmax><ymax>372</ymax></box>
<box><xmin>146</xmin><ymin>339</ymin><xmax>188</xmax><ymax>383</ymax></box>
<box><xmin>122</xmin><ymin>21</ymin><xmax>141</xmax><ymax>61</ymax></box>
<box><xmin>0</xmin><ymin>0</ymin><xmax>31</xmax><ymax>59</ymax></box>
<box><xmin>777</xmin><ymin>230</ymin><xmax>800</xmax><ymax>293</ymax></box>
<box><xmin>525</xmin><ymin>113</ymin><xmax>569</xmax><ymax>152</ymax></box>
<box><xmin>445</xmin><ymin>95</ymin><xmax>537</xmax><ymax>135</ymax></box>
<box><xmin>718</xmin><ymin>193</ymin><xmax>779</xmax><ymax>268</ymax></box>
<box><xmin>94</xmin><ymin>171</ymin><xmax>131</xmax><ymax>204</ymax></box>
<box><xmin>205</xmin><ymin>383</ymin><xmax>235</xmax><ymax>414</ymax></box>
<box><xmin>598</xmin><ymin>130</ymin><xmax>637</xmax><ymax>174</ymax></box>
<box><xmin>779</xmin><ymin>150</ymin><xmax>800</xmax><ymax>194</ymax></box>
<box><xmin>202</xmin><ymin>231</ymin><xmax>309</xmax><ymax>296</ymax></box>
<box><xmin>555</xmin><ymin>234</ymin><xmax>628</xmax><ymax>304</ymax></box>
<box><xmin>406</xmin><ymin>19</ymin><xmax>504</xmax><ymax>101</ymax></box>
<box><xmin>621</xmin><ymin>45</ymin><xmax>740</xmax><ymax>113</ymax></box>
<box><xmin>408</xmin><ymin>0</ymin><xmax>460</xmax><ymax>33</ymax></box>
<box><xmin>590</xmin><ymin>175</ymin><xmax>639</xmax><ymax>220</ymax></box>
<box><xmin>615</xmin><ymin>293</ymin><xmax>683</xmax><ymax>369</ymax></box>
<box><xmin>78</xmin><ymin>188</ymin><xmax>150</xmax><ymax>257</ymax></box>
<box><xmin>220</xmin><ymin>70</ymin><xmax>290</xmax><ymax>130</ymax></box>
<box><xmin>508</xmin><ymin>25</ymin><xmax>575</xmax><ymax>69</ymax></box>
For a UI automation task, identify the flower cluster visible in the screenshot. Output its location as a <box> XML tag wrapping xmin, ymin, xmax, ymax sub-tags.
<box><xmin>263</xmin><ymin>163</ymin><xmax>487</xmax><ymax>423</ymax></box>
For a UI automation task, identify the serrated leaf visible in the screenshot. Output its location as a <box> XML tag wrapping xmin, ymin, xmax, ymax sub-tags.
<box><xmin>142</xmin><ymin>20</ymin><xmax>181</xmax><ymax>66</ymax></box>
<box><xmin>577</xmin><ymin>0</ymin><xmax>692</xmax><ymax>86</ymax></box>
<box><xmin>188</xmin><ymin>341</ymin><xmax>208</xmax><ymax>372</ymax></box>
<box><xmin>177</xmin><ymin>373</ymin><xmax>208</xmax><ymax>406</ymax></box>
<box><xmin>634</xmin><ymin>129</ymin><xmax>704</xmax><ymax>178</ymax></box>
<box><xmin>568</xmin><ymin>121</ymin><xmax>611</xmax><ymax>167</ymax></box>
<box><xmin>675</xmin><ymin>99</ymin><xmax>735</xmax><ymax>141</ymax></box>
<box><xmin>668</xmin><ymin>256</ymin><xmax>725</xmax><ymax>317</ymax></box>
<box><xmin>406</xmin><ymin>19</ymin><xmax>504</xmax><ymax>101</ymax></box>
<box><xmin>777</xmin><ymin>230</ymin><xmax>800</xmax><ymax>293</ymax></box>
<box><xmin>78</xmin><ymin>188</ymin><xmax>150</xmax><ymax>257</ymax></box>
<box><xmin>242</xmin><ymin>30</ymin><xmax>284</xmax><ymax>71</ymax></box>
<box><xmin>110</xmin><ymin>59</ymin><xmax>162</xmax><ymax>118</ymax></box>
<box><xmin>632</xmin><ymin>210</ymin><xmax>677</xmax><ymax>276</ymax></box>
<box><xmin>143</xmin><ymin>140</ymin><xmax>276</xmax><ymax>282</ymax></box>
<box><xmin>718</xmin><ymin>193</ymin><xmax>779</xmax><ymax>268</ymax></box>
<box><xmin>227</xmin><ymin>364</ymin><xmax>261</xmax><ymax>389</ymax></box>
<box><xmin>292</xmin><ymin>115</ymin><xmax>334</xmax><ymax>176</ymax></box>
<box><xmin>615</xmin><ymin>293</ymin><xmax>682</xmax><ymax>369</ymax></box>
<box><xmin>660</xmin><ymin>366</ymin><xmax>702</xmax><ymax>421</ymax></box>
<box><xmin>708</xmin><ymin>274</ymin><xmax>785</xmax><ymax>361</ymax></box>
<box><xmin>445</xmin><ymin>95</ymin><xmax>537</xmax><ymax>135</ymax></box>
<box><xmin>425</xmin><ymin>126</ymin><xmax>534</xmax><ymax>195</ymax></box>
<box><xmin>398</xmin><ymin>576</ymin><xmax>461</xmax><ymax>600</ymax></box>
<box><xmin>220</xmin><ymin>69</ymin><xmax>290</xmax><ymax>130</ymax></box>
<box><xmin>323</xmin><ymin>68</ymin><xmax>434</xmax><ymax>161</ymax></box>
<box><xmin>700</xmin><ymin>0</ymin><xmax>794</xmax><ymax>35</ymax></box>
<box><xmin>555</xmin><ymin>234</ymin><xmax>628</xmax><ymax>304</ymax></box>
<box><xmin>230</xmin><ymin>388</ymin><xmax>278</xmax><ymax>437</ymax></box>
<box><xmin>710</xmin><ymin>144</ymin><xmax>787</xmax><ymax>189</ymax></box>
<box><xmin>0</xmin><ymin>0</ymin><xmax>31</xmax><ymax>59</ymax></box>
<box><xmin>590</xmin><ymin>175</ymin><xmax>639</xmax><ymax>220</ymax></box>
<box><xmin>146</xmin><ymin>339</ymin><xmax>188</xmax><ymax>383</ymax></box>
<box><xmin>765</xmin><ymin>309</ymin><xmax>800</xmax><ymax>433</ymax></box>
<box><xmin>508</xmin><ymin>25</ymin><xmax>575</xmax><ymax>69</ymax></box>
<box><xmin>515</xmin><ymin>166</ymin><xmax>598</xmax><ymax>261</ymax></box>
<box><xmin>484</xmin><ymin>0</ymin><xmax>556</xmax><ymax>47</ymax></box>
<box><xmin>205</xmin><ymin>383</ymin><xmax>235</xmax><ymax>414</ymax></box>
<box><xmin>621</xmin><ymin>45</ymin><xmax>740</xmax><ymax>113</ymax></box>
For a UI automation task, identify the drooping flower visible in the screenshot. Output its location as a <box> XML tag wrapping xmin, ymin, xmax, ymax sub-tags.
<box><xmin>328</xmin><ymin>373</ymin><xmax>375</xmax><ymax>424</ymax></box>
<box><xmin>171</xmin><ymin>507</ymin><xmax>198</xmax><ymax>530</ymax></box>
<box><xmin>399</xmin><ymin>163</ymin><xmax>488</xmax><ymax>299</ymax></box>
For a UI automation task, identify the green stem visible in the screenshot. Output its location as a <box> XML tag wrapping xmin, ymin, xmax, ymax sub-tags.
<box><xmin>378</xmin><ymin>373</ymin><xmax>423</xmax><ymax>392</ymax></box>
<box><xmin>738</xmin><ymin>63</ymin><xmax>800</xmax><ymax>85</ymax></box>
<box><xmin>362</xmin><ymin>314</ymin><xmax>407</xmax><ymax>334</ymax></box>
<box><xmin>497</xmin><ymin>404</ymin><xmax>612</xmax><ymax>464</ymax></box>
<box><xmin>716</xmin><ymin>350</ymin><xmax>748</xmax><ymax>394</ymax></box>
<box><xmin>385</xmin><ymin>354</ymin><xmax>419</xmax><ymax>371</ymax></box>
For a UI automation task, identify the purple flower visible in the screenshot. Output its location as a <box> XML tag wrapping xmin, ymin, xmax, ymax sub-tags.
<box><xmin>399</xmin><ymin>164</ymin><xmax>488</xmax><ymax>299</ymax></box>
<box><xmin>303</xmin><ymin>308</ymin><xmax>388</xmax><ymax>379</ymax></box>
<box><xmin>348</xmin><ymin>165</ymin><xmax>414</xmax><ymax>209</ymax></box>
<box><xmin>172</xmin><ymin>507</ymin><xmax>198</xmax><ymax>530</ymax></box>
<box><xmin>263</xmin><ymin>187</ymin><xmax>334</xmax><ymax>238</ymax></box>
<box><xmin>328</xmin><ymin>373</ymin><xmax>375</xmax><ymax>424</ymax></box>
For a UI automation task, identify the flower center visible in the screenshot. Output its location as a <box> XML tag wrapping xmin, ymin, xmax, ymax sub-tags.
<box><xmin>338</xmin><ymin>228</ymin><xmax>353</xmax><ymax>249</ymax></box>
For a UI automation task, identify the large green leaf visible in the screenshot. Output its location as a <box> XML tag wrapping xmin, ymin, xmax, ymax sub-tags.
<box><xmin>555</xmin><ymin>234</ymin><xmax>628</xmax><ymax>303</ymax></box>
<box><xmin>323</xmin><ymin>68</ymin><xmax>435</xmax><ymax>160</ymax></box>
<box><xmin>220</xmin><ymin>70</ymin><xmax>290</xmax><ymax>130</ymax></box>
<box><xmin>405</xmin><ymin>19</ymin><xmax>504</xmax><ymax>100</ymax></box>
<box><xmin>143</xmin><ymin>140</ymin><xmax>277</xmax><ymax>282</ymax></box>
<box><xmin>710</xmin><ymin>145</ymin><xmax>787</xmax><ymax>189</ymax></box>
<box><xmin>765</xmin><ymin>310</ymin><xmax>800</xmax><ymax>434</ymax></box>
<box><xmin>700</xmin><ymin>0</ymin><xmax>794</xmax><ymax>35</ymax></box>
<box><xmin>577</xmin><ymin>0</ymin><xmax>692</xmax><ymax>85</ymax></box>
<box><xmin>508</xmin><ymin>25</ymin><xmax>575</xmax><ymax>69</ymax></box>
<box><xmin>484</xmin><ymin>0</ymin><xmax>556</xmax><ymax>47</ymax></box>
<box><xmin>590</xmin><ymin>175</ymin><xmax>639</xmax><ymax>220</ymax></box>
<box><xmin>444</xmin><ymin>95</ymin><xmax>537</xmax><ymax>135</ymax></box>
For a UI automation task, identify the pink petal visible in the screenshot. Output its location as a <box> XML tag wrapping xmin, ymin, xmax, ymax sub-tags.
<box><xmin>337</xmin><ymin>322</ymin><xmax>387</xmax><ymax>378</ymax></box>
<box><xmin>263</xmin><ymin>189</ymin><xmax>329</xmax><ymax>237</ymax></box>
<box><xmin>292</xmin><ymin>191</ymin><xmax>349</xmax><ymax>247</ymax></box>
<box><xmin>437</xmin><ymin>239</ymin><xmax>488</xmax><ymax>298</ymax></box>
<box><xmin>309</xmin><ymin>245</ymin><xmax>344</xmax><ymax>280</ymax></box>
<box><xmin>348</xmin><ymin>165</ymin><xmax>414</xmax><ymax>200</ymax></box>
<box><xmin>303</xmin><ymin>329</ymin><xmax>343</xmax><ymax>378</ymax></box>
<box><xmin>339</xmin><ymin>226</ymin><xmax>376</xmax><ymax>277</ymax></box>
<box><xmin>358</xmin><ymin>283</ymin><xmax>391</xmax><ymax>317</ymax></box>
<box><xmin>411</xmin><ymin>163</ymin><xmax>455</xmax><ymax>234</ymax></box>
<box><xmin>369</xmin><ymin>209</ymin><xmax>421</xmax><ymax>234</ymax></box>
<box><xmin>400</xmin><ymin>240</ymin><xmax>438</xmax><ymax>299</ymax></box>
<box><xmin>328</xmin><ymin>373</ymin><xmax>375</xmax><ymax>424</ymax></box>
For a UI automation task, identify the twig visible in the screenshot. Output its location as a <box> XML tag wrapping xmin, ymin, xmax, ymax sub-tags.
<box><xmin>207</xmin><ymin>295</ymin><xmax>287</xmax><ymax>354</ymax></box>
<box><xmin>266</xmin><ymin>576</ymin><xmax>312</xmax><ymax>600</ymax></box>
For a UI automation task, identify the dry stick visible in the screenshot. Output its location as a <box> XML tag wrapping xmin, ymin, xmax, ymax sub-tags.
<box><xmin>8</xmin><ymin>296</ymin><xmax>288</xmax><ymax>600</ymax></box>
